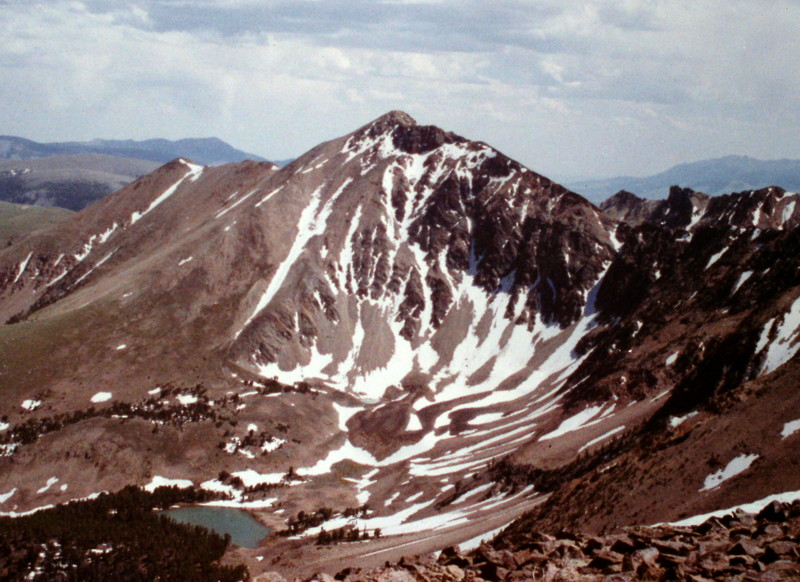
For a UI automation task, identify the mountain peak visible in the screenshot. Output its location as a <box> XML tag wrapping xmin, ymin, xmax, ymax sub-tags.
<box><xmin>373</xmin><ymin>110</ymin><xmax>417</xmax><ymax>127</ymax></box>
<box><xmin>353</xmin><ymin>111</ymin><xmax>418</xmax><ymax>139</ymax></box>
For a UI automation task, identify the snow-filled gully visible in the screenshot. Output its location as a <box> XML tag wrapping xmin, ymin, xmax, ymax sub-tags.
<box><xmin>246</xmin><ymin>268</ymin><xmax>622</xmax><ymax>541</ymax></box>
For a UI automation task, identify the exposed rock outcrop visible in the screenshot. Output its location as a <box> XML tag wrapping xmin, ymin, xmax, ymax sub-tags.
<box><xmin>315</xmin><ymin>500</ymin><xmax>800</xmax><ymax>582</ymax></box>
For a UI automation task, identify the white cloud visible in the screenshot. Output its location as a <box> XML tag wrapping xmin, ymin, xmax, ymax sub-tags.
<box><xmin>0</xmin><ymin>0</ymin><xmax>798</xmax><ymax>179</ymax></box>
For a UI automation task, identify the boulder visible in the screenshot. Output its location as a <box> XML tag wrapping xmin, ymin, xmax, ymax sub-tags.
<box><xmin>757</xmin><ymin>523</ymin><xmax>785</xmax><ymax>542</ymax></box>
<box><xmin>757</xmin><ymin>501</ymin><xmax>787</xmax><ymax>523</ymax></box>
<box><xmin>554</xmin><ymin>539</ymin><xmax>584</xmax><ymax>561</ymax></box>
<box><xmin>375</xmin><ymin>569</ymin><xmax>416</xmax><ymax>582</ymax></box>
<box><xmin>443</xmin><ymin>565</ymin><xmax>465</xmax><ymax>581</ymax></box>
<box><xmin>438</xmin><ymin>546</ymin><xmax>471</xmax><ymax>568</ymax></box>
<box><xmin>653</xmin><ymin>538</ymin><xmax>694</xmax><ymax>556</ymax></box>
<box><xmin>762</xmin><ymin>540</ymin><xmax>799</xmax><ymax>563</ymax></box>
<box><xmin>608</xmin><ymin>535</ymin><xmax>637</xmax><ymax>554</ymax></box>
<box><xmin>729</xmin><ymin>538</ymin><xmax>765</xmax><ymax>558</ymax></box>
<box><xmin>587</xmin><ymin>548</ymin><xmax>624</xmax><ymax>570</ymax></box>
<box><xmin>622</xmin><ymin>546</ymin><xmax>659</xmax><ymax>572</ymax></box>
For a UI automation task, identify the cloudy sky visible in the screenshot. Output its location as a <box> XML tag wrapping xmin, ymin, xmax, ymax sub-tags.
<box><xmin>1</xmin><ymin>1</ymin><xmax>798</xmax><ymax>180</ymax></box>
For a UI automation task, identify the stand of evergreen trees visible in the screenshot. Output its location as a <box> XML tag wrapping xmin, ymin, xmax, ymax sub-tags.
<box><xmin>0</xmin><ymin>485</ymin><xmax>249</xmax><ymax>581</ymax></box>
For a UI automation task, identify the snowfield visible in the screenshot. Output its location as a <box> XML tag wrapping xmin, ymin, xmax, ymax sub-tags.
<box><xmin>671</xmin><ymin>488</ymin><xmax>800</xmax><ymax>527</ymax></box>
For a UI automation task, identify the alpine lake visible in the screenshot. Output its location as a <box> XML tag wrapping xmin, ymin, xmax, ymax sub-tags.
<box><xmin>161</xmin><ymin>506</ymin><xmax>271</xmax><ymax>548</ymax></box>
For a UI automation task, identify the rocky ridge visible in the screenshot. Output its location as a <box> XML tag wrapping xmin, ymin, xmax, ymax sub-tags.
<box><xmin>278</xmin><ymin>500</ymin><xmax>800</xmax><ymax>582</ymax></box>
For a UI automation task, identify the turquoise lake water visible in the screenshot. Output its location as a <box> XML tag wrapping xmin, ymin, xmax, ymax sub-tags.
<box><xmin>162</xmin><ymin>506</ymin><xmax>271</xmax><ymax>548</ymax></box>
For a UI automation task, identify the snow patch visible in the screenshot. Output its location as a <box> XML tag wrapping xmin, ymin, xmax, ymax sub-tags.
<box><xmin>130</xmin><ymin>162</ymin><xmax>202</xmax><ymax>224</ymax></box>
<box><xmin>731</xmin><ymin>270</ymin><xmax>753</xmax><ymax>295</ymax></box>
<box><xmin>200</xmin><ymin>479</ymin><xmax>240</xmax><ymax>500</ymax></box>
<box><xmin>578</xmin><ymin>425</ymin><xmax>626</xmax><ymax>452</ymax></box>
<box><xmin>0</xmin><ymin>488</ymin><xmax>16</xmax><ymax>504</ymax></box>
<box><xmin>669</xmin><ymin>411</ymin><xmax>698</xmax><ymax>428</ymax></box>
<box><xmin>706</xmin><ymin>246</ymin><xmax>729</xmax><ymax>269</ymax></box>
<box><xmin>261</xmin><ymin>437</ymin><xmax>286</xmax><ymax>453</ymax></box>
<box><xmin>670</xmin><ymin>489</ymin><xmax>800</xmax><ymax>526</ymax></box>
<box><xmin>241</xmin><ymin>184</ymin><xmax>332</xmax><ymax>335</ymax></box>
<box><xmin>406</xmin><ymin>491</ymin><xmax>424</xmax><ymax>503</ymax></box>
<box><xmin>665</xmin><ymin>351</ymin><xmax>679</xmax><ymax>366</ymax></box>
<box><xmin>459</xmin><ymin>523</ymin><xmax>507</xmax><ymax>552</ymax></box>
<box><xmin>215</xmin><ymin>187</ymin><xmax>259</xmax><ymax>218</ymax></box>
<box><xmin>91</xmin><ymin>392</ymin><xmax>113</xmax><ymax>403</ymax></box>
<box><xmin>470</xmin><ymin>412</ymin><xmax>506</xmax><ymax>426</ymax></box>
<box><xmin>356</xmin><ymin>486</ymin><xmax>533</xmax><ymax>540</ymax></box>
<box><xmin>37</xmin><ymin>477</ymin><xmax>59</xmax><ymax>494</ymax></box>
<box><xmin>73</xmin><ymin>248</ymin><xmax>116</xmax><ymax>286</ymax></box>
<box><xmin>144</xmin><ymin>476</ymin><xmax>193</xmax><ymax>492</ymax></box>
<box><xmin>700</xmin><ymin>453</ymin><xmax>759</xmax><ymax>492</ymax></box>
<box><xmin>298</xmin><ymin>439</ymin><xmax>378</xmax><ymax>477</ymax></box>
<box><xmin>332</xmin><ymin>402</ymin><xmax>362</xmax><ymax>432</ymax></box>
<box><xmin>231</xmin><ymin>469</ymin><xmax>285</xmax><ymax>488</ymax></box>
<box><xmin>539</xmin><ymin>405</ymin><xmax>606</xmax><ymax>441</ymax></box>
<box><xmin>781</xmin><ymin>198</ymin><xmax>796</xmax><ymax>226</ymax></box>
<box><xmin>406</xmin><ymin>413</ymin><xmax>423</xmax><ymax>432</ymax></box>
<box><xmin>781</xmin><ymin>419</ymin><xmax>800</xmax><ymax>439</ymax></box>
<box><xmin>254</xmin><ymin>185</ymin><xmax>284</xmax><ymax>208</ymax></box>
<box><xmin>21</xmin><ymin>399</ymin><xmax>41</xmax><ymax>411</ymax></box>
<box><xmin>115</xmin><ymin>344</ymin><xmax>127</xmax><ymax>350</ymax></box>
<box><xmin>0</xmin><ymin>492</ymin><xmax>104</xmax><ymax>518</ymax></box>
<box><xmin>97</xmin><ymin>222</ymin><xmax>118</xmax><ymax>244</ymax></box>
<box><xmin>12</xmin><ymin>252</ymin><xmax>32</xmax><ymax>284</ymax></box>
<box><xmin>686</xmin><ymin>204</ymin><xmax>705</xmax><ymax>231</ymax></box>
<box><xmin>182</xmin><ymin>159</ymin><xmax>204</xmax><ymax>179</ymax></box>
<box><xmin>176</xmin><ymin>394</ymin><xmax>198</xmax><ymax>405</ymax></box>
<box><xmin>758</xmin><ymin>295</ymin><xmax>800</xmax><ymax>375</ymax></box>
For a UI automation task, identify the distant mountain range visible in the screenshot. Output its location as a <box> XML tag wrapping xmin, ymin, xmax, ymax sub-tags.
<box><xmin>0</xmin><ymin>136</ymin><xmax>268</xmax><ymax>211</ymax></box>
<box><xmin>567</xmin><ymin>155</ymin><xmax>800</xmax><ymax>203</ymax></box>
<box><xmin>0</xmin><ymin>135</ymin><xmax>266</xmax><ymax>166</ymax></box>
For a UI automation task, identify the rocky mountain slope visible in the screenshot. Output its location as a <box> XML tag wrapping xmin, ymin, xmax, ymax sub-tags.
<box><xmin>568</xmin><ymin>154</ymin><xmax>800</xmax><ymax>203</ymax></box>
<box><xmin>0</xmin><ymin>112</ymin><xmax>798</xmax><ymax>580</ymax></box>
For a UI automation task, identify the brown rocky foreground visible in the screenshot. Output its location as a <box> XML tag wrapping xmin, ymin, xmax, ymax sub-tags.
<box><xmin>253</xmin><ymin>500</ymin><xmax>800</xmax><ymax>582</ymax></box>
